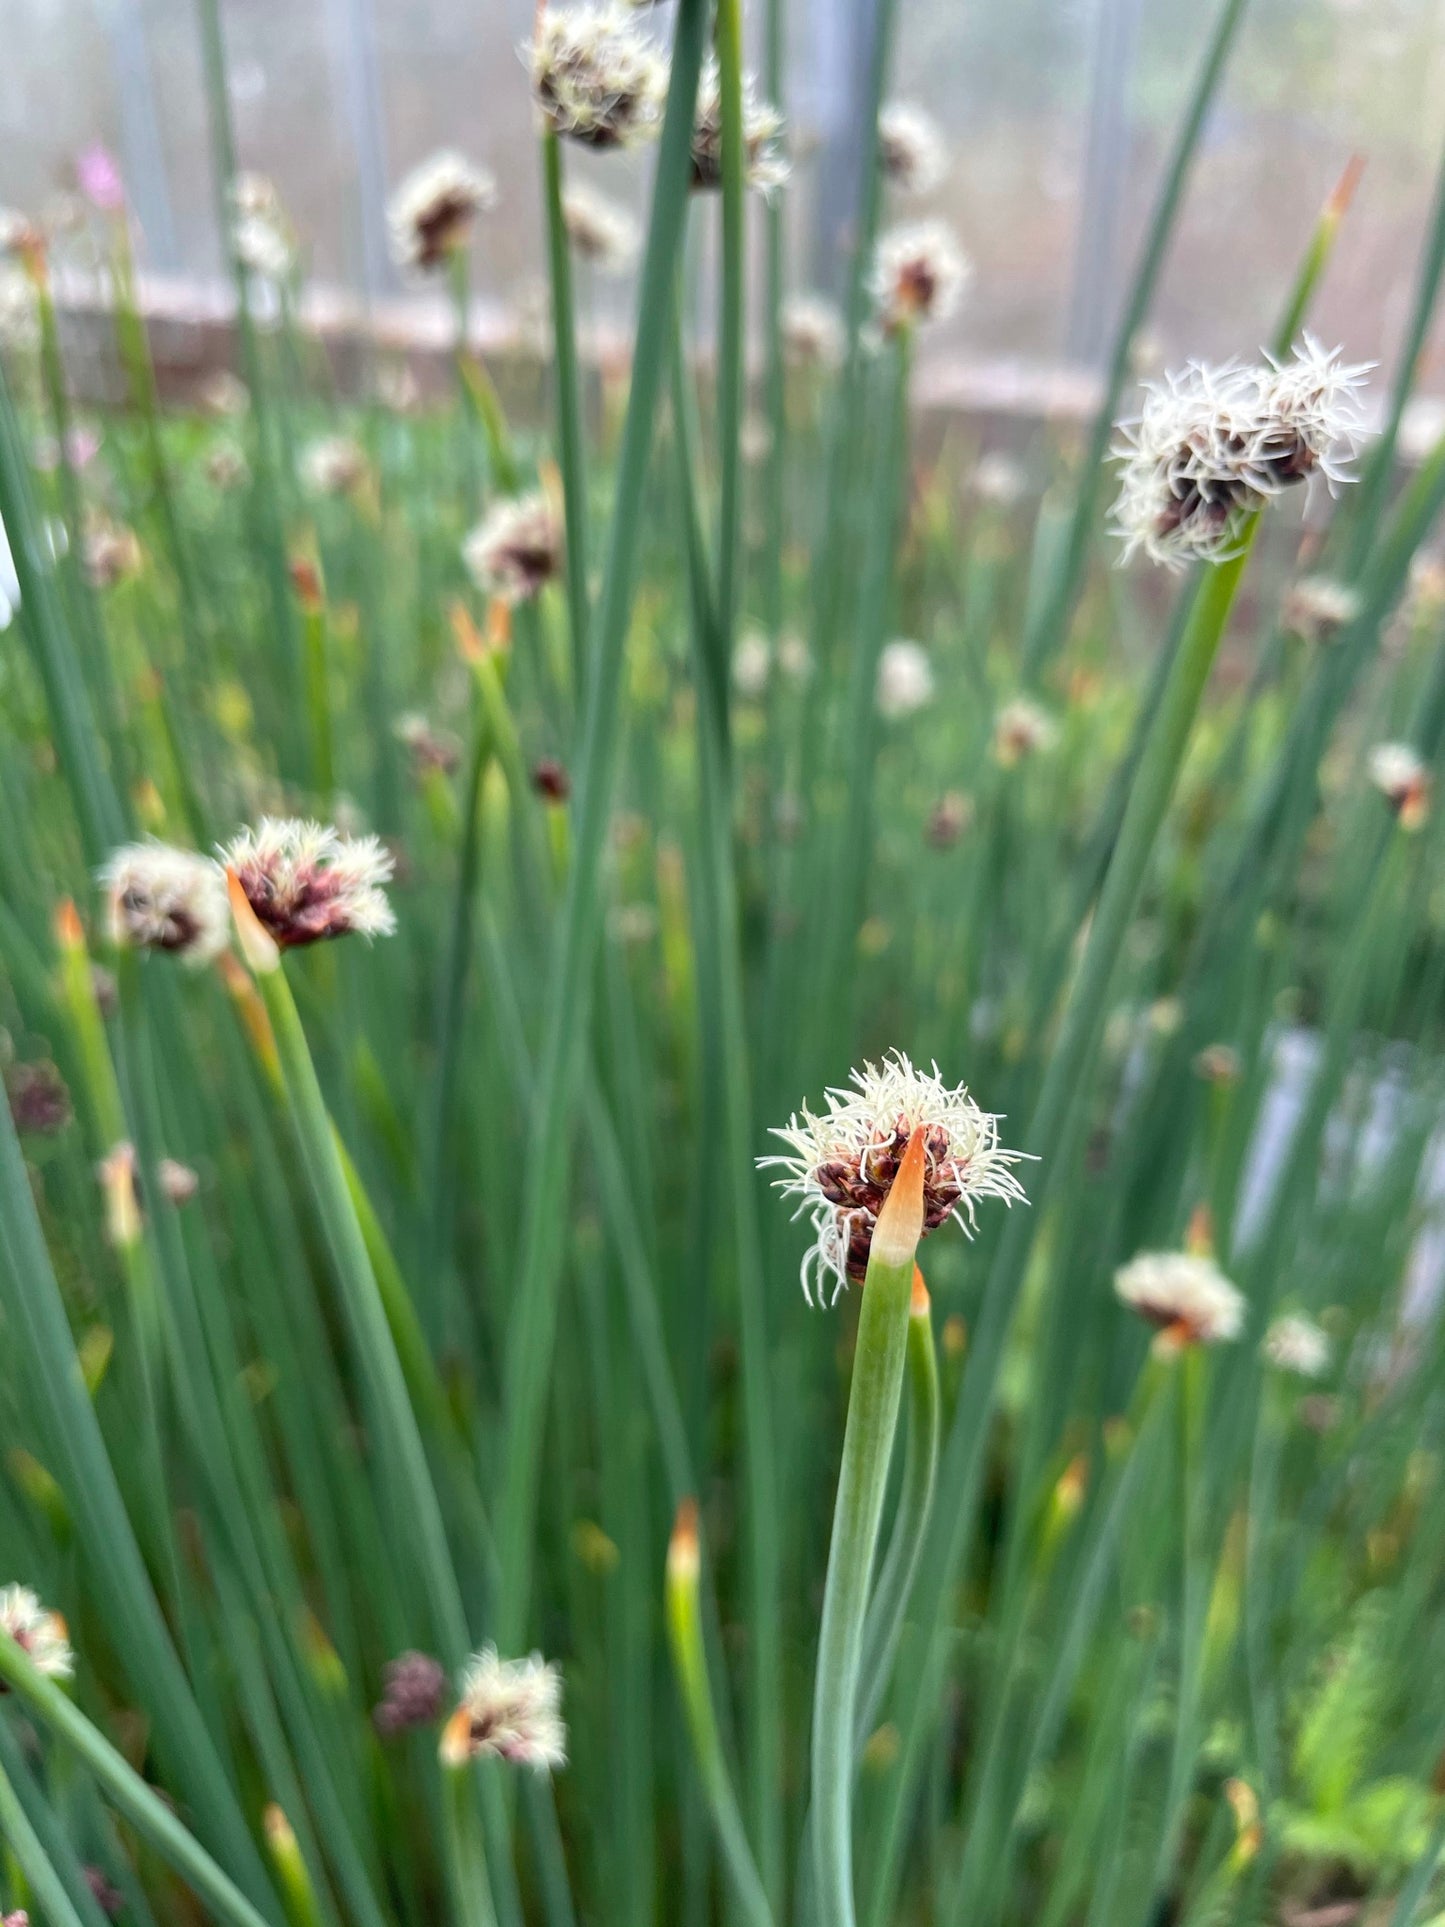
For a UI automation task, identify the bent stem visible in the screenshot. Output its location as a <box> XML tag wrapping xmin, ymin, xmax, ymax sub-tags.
<box><xmin>813</xmin><ymin>1130</ymin><xmax>928</xmax><ymax>1927</ymax></box>
<box><xmin>665</xmin><ymin>1503</ymin><xmax>774</xmax><ymax>1927</ymax></box>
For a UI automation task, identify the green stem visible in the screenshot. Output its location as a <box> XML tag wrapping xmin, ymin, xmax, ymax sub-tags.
<box><xmin>542</xmin><ymin>131</ymin><xmax>591</xmax><ymax>692</ymax></box>
<box><xmin>665</xmin><ymin>1511</ymin><xmax>774</xmax><ymax>1927</ymax></box>
<box><xmin>0</xmin><ymin>1635</ymin><xmax>279</xmax><ymax>1927</ymax></box>
<box><xmin>0</xmin><ymin>1749</ymin><xmax>89</xmax><ymax>1927</ymax></box>
<box><xmin>714</xmin><ymin>0</ymin><xmax>745</xmax><ymax>733</ymax></box>
<box><xmin>442</xmin><ymin>1767</ymin><xmax>501</xmax><ymax>1927</ymax></box>
<box><xmin>814</xmin><ymin>1155</ymin><xmax>925</xmax><ymax>1927</ymax></box>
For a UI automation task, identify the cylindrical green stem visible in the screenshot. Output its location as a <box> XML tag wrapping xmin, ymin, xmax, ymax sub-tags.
<box><xmin>0</xmin><ymin>1634</ymin><xmax>280</xmax><ymax>1927</ymax></box>
<box><xmin>542</xmin><ymin>129</ymin><xmax>591</xmax><ymax>691</ymax></box>
<box><xmin>814</xmin><ymin>1142</ymin><xmax>927</xmax><ymax>1927</ymax></box>
<box><xmin>441</xmin><ymin>1766</ymin><xmax>501</xmax><ymax>1927</ymax></box>
<box><xmin>665</xmin><ymin>1507</ymin><xmax>774</xmax><ymax>1927</ymax></box>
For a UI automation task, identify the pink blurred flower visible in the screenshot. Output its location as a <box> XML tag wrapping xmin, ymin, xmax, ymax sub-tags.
<box><xmin>77</xmin><ymin>143</ymin><xmax>125</xmax><ymax>213</ymax></box>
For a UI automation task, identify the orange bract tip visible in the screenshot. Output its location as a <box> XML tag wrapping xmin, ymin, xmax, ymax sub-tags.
<box><xmin>910</xmin><ymin>1264</ymin><xmax>930</xmax><ymax>1317</ymax></box>
<box><xmin>226</xmin><ymin>868</ymin><xmax>281</xmax><ymax>975</ymax></box>
<box><xmin>54</xmin><ymin>899</ymin><xmax>84</xmax><ymax>950</ymax></box>
<box><xmin>668</xmin><ymin>1498</ymin><xmax>700</xmax><ymax>1579</ymax></box>
<box><xmin>871</xmin><ymin>1126</ymin><xmax>928</xmax><ymax>1270</ymax></box>
<box><xmin>1325</xmin><ymin>153</ymin><xmax>1365</xmax><ymax>223</ymax></box>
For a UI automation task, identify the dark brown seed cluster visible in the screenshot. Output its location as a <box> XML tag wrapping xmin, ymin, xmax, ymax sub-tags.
<box><xmin>813</xmin><ymin>1117</ymin><xmax>961</xmax><ymax>1280</ymax></box>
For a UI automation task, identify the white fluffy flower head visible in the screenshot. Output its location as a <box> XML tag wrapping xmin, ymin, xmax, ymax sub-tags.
<box><xmin>781</xmin><ymin>294</ymin><xmax>845</xmax><ymax>371</ymax></box>
<box><xmin>561</xmin><ymin>184</ymin><xmax>639</xmax><ymax>270</ymax></box>
<box><xmin>1281</xmin><ymin>574</ymin><xmax>1361</xmax><ymax>644</ymax></box>
<box><xmin>877</xmin><ymin>638</ymin><xmax>934</xmax><ymax>719</ymax></box>
<box><xmin>762</xmin><ymin>1051</ymin><xmax>1029</xmax><ymax>1305</ymax></box>
<box><xmin>1111</xmin><ymin>338</ymin><xmax>1371</xmax><ymax>570</ymax></box>
<box><xmin>877</xmin><ymin>102</ymin><xmax>946</xmax><ymax>195</ymax></box>
<box><xmin>221</xmin><ymin>818</ymin><xmax>395</xmax><ymax>948</ymax></box>
<box><xmin>440</xmin><ymin>1648</ymin><xmax>566</xmax><ymax>1772</ymax></box>
<box><xmin>0</xmin><ymin>1585</ymin><xmax>72</xmax><ymax>1681</ymax></box>
<box><xmin>1263</xmin><ymin>1313</ymin><xmax>1331</xmax><ymax>1380</ymax></box>
<box><xmin>993</xmin><ymin>696</ymin><xmax>1059</xmax><ymax>767</ymax></box>
<box><xmin>1115</xmin><ymin>1250</ymin><xmax>1244</xmax><ymax>1349</ymax></box>
<box><xmin>690</xmin><ymin>60</ymin><xmax>787</xmax><ymax>195</ymax></box>
<box><xmin>101</xmin><ymin>842</ymin><xmax>230</xmax><ymax>964</ymax></box>
<box><xmin>388</xmin><ymin>151</ymin><xmax>496</xmax><ymax>272</ymax></box>
<box><xmin>1368</xmin><ymin>741</ymin><xmax>1431</xmax><ymax>829</ymax></box>
<box><xmin>302</xmin><ymin>436</ymin><xmax>370</xmax><ymax>498</ymax></box>
<box><xmin>871</xmin><ymin>220</ymin><xmax>969</xmax><ymax>336</ymax></box>
<box><xmin>463</xmin><ymin>491</ymin><xmax>564</xmax><ymax>604</ymax></box>
<box><xmin>527</xmin><ymin>7</ymin><xmax>667</xmax><ymax>150</ymax></box>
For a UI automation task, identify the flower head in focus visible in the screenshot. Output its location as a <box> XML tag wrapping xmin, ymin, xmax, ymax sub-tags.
<box><xmin>463</xmin><ymin>491</ymin><xmax>564</xmax><ymax>604</ymax></box>
<box><xmin>877</xmin><ymin>102</ymin><xmax>946</xmax><ymax>194</ymax></box>
<box><xmin>1263</xmin><ymin>1313</ymin><xmax>1331</xmax><ymax>1380</ymax></box>
<box><xmin>993</xmin><ymin>696</ymin><xmax>1059</xmax><ymax>767</ymax></box>
<box><xmin>388</xmin><ymin>151</ymin><xmax>497</xmax><ymax>272</ymax></box>
<box><xmin>1368</xmin><ymin>741</ymin><xmax>1431</xmax><ymax>830</ymax></box>
<box><xmin>527</xmin><ymin>7</ymin><xmax>667</xmax><ymax>150</ymax></box>
<box><xmin>1115</xmin><ymin>1250</ymin><xmax>1244</xmax><ymax>1350</ymax></box>
<box><xmin>0</xmin><ymin>1585</ymin><xmax>73</xmax><ymax>1681</ymax></box>
<box><xmin>781</xmin><ymin>293</ymin><xmax>845</xmax><ymax>371</ymax></box>
<box><xmin>440</xmin><ymin>1648</ymin><xmax>566</xmax><ymax>1771</ymax></box>
<box><xmin>1111</xmin><ymin>339</ymin><xmax>1370</xmax><ymax>570</ymax></box>
<box><xmin>870</xmin><ymin>220</ymin><xmax>968</xmax><ymax>336</ymax></box>
<box><xmin>221</xmin><ymin>818</ymin><xmax>396</xmax><ymax>949</ymax></box>
<box><xmin>689</xmin><ymin>60</ymin><xmax>787</xmax><ymax>194</ymax></box>
<box><xmin>560</xmin><ymin>183</ymin><xmax>639</xmax><ymax>270</ymax></box>
<box><xmin>761</xmin><ymin>1051</ymin><xmax>1029</xmax><ymax>1304</ymax></box>
<box><xmin>876</xmin><ymin>638</ymin><xmax>934</xmax><ymax>719</ymax></box>
<box><xmin>101</xmin><ymin>842</ymin><xmax>231</xmax><ymax>964</ymax></box>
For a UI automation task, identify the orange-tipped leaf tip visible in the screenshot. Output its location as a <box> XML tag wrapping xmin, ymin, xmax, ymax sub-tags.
<box><xmin>668</xmin><ymin>1498</ymin><xmax>700</xmax><ymax>1579</ymax></box>
<box><xmin>910</xmin><ymin>1264</ymin><xmax>930</xmax><ymax>1317</ymax></box>
<box><xmin>54</xmin><ymin>899</ymin><xmax>84</xmax><ymax>948</ymax></box>
<box><xmin>871</xmin><ymin>1126</ymin><xmax>928</xmax><ymax>1270</ymax></box>
<box><xmin>225</xmin><ymin>868</ymin><xmax>280</xmax><ymax>974</ymax></box>
<box><xmin>1326</xmin><ymin>153</ymin><xmax>1366</xmax><ymax>221</ymax></box>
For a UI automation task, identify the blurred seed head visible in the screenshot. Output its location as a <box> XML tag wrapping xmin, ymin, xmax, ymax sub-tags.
<box><xmin>762</xmin><ymin>1050</ymin><xmax>1029</xmax><ymax>1305</ymax></box>
<box><xmin>1281</xmin><ymin>574</ymin><xmax>1361</xmax><ymax>644</ymax></box>
<box><xmin>973</xmin><ymin>450</ymin><xmax>1028</xmax><ymax>508</ymax></box>
<box><xmin>1193</xmin><ymin>1042</ymin><xmax>1242</xmax><ymax>1086</ymax></box>
<box><xmin>463</xmin><ymin>491</ymin><xmax>564</xmax><ymax>604</ymax></box>
<box><xmin>83</xmin><ymin>1869</ymin><xmax>123</xmax><ymax>1920</ymax></box>
<box><xmin>993</xmin><ymin>696</ymin><xmax>1059</xmax><ymax>767</ymax></box>
<box><xmin>0</xmin><ymin>1584</ymin><xmax>73</xmax><ymax>1681</ymax></box>
<box><xmin>732</xmin><ymin>628</ymin><xmax>771</xmax><ymax>699</ymax></box>
<box><xmin>527</xmin><ymin>7</ymin><xmax>667</xmax><ymax>151</ymax></box>
<box><xmin>876</xmin><ymin>638</ymin><xmax>934</xmax><ymax>719</ymax></box>
<box><xmin>222</xmin><ymin>818</ymin><xmax>396</xmax><ymax>948</ymax></box>
<box><xmin>689</xmin><ymin>60</ymin><xmax>787</xmax><ymax>195</ymax></box>
<box><xmin>373</xmin><ymin>1650</ymin><xmax>447</xmax><ymax>1735</ymax></box>
<box><xmin>926</xmin><ymin>790</ymin><xmax>973</xmax><ymax>848</ymax></box>
<box><xmin>440</xmin><ymin>1648</ymin><xmax>567</xmax><ymax>1771</ymax></box>
<box><xmin>1114</xmin><ymin>1250</ymin><xmax>1245</xmax><ymax>1350</ymax></box>
<box><xmin>1111</xmin><ymin>338</ymin><xmax>1370</xmax><ymax>571</ymax></box>
<box><xmin>781</xmin><ymin>293</ymin><xmax>845</xmax><ymax>371</ymax></box>
<box><xmin>394</xmin><ymin>712</ymin><xmax>461</xmax><ymax>778</ymax></box>
<box><xmin>877</xmin><ymin>101</ymin><xmax>946</xmax><ymax>195</ymax></box>
<box><xmin>1263</xmin><ymin>1313</ymin><xmax>1331</xmax><ymax>1380</ymax></box>
<box><xmin>7</xmin><ymin>1060</ymin><xmax>71</xmax><ymax>1136</ymax></box>
<box><xmin>101</xmin><ymin>841</ymin><xmax>231</xmax><ymax>964</ymax></box>
<box><xmin>532</xmin><ymin>757</ymin><xmax>571</xmax><ymax>802</ymax></box>
<box><xmin>560</xmin><ymin>183</ymin><xmax>639</xmax><ymax>270</ymax></box>
<box><xmin>81</xmin><ymin>515</ymin><xmax>142</xmax><ymax>590</ymax></box>
<box><xmin>870</xmin><ymin>220</ymin><xmax>969</xmax><ymax>336</ymax></box>
<box><xmin>388</xmin><ymin>151</ymin><xmax>496</xmax><ymax>272</ymax></box>
<box><xmin>302</xmin><ymin>435</ymin><xmax>371</xmax><ymax>498</ymax></box>
<box><xmin>230</xmin><ymin>174</ymin><xmax>294</xmax><ymax>282</ymax></box>
<box><xmin>204</xmin><ymin>440</ymin><xmax>249</xmax><ymax>490</ymax></box>
<box><xmin>1368</xmin><ymin>741</ymin><xmax>1431</xmax><ymax>830</ymax></box>
<box><xmin>157</xmin><ymin>1158</ymin><xmax>200</xmax><ymax>1205</ymax></box>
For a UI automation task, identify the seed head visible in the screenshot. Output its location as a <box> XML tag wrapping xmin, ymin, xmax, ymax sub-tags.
<box><xmin>374</xmin><ymin>1650</ymin><xmax>447</xmax><ymax>1735</ymax></box>
<box><xmin>877</xmin><ymin>102</ymin><xmax>946</xmax><ymax>195</ymax></box>
<box><xmin>532</xmin><ymin>757</ymin><xmax>571</xmax><ymax>803</ymax></box>
<box><xmin>388</xmin><ymin>151</ymin><xmax>496</xmax><ymax>272</ymax></box>
<box><xmin>560</xmin><ymin>184</ymin><xmax>639</xmax><ymax>270</ymax></box>
<box><xmin>221</xmin><ymin>818</ymin><xmax>396</xmax><ymax>949</ymax></box>
<box><xmin>394</xmin><ymin>713</ymin><xmax>461</xmax><ymax>777</ymax></box>
<box><xmin>527</xmin><ymin>7</ymin><xmax>667</xmax><ymax>151</ymax></box>
<box><xmin>732</xmin><ymin>629</ymin><xmax>771</xmax><ymax>699</ymax></box>
<box><xmin>230</xmin><ymin>174</ymin><xmax>294</xmax><ymax>281</ymax></box>
<box><xmin>81</xmin><ymin>515</ymin><xmax>142</xmax><ymax>590</ymax></box>
<box><xmin>1262</xmin><ymin>1313</ymin><xmax>1331</xmax><ymax>1380</ymax></box>
<box><xmin>1281</xmin><ymin>574</ymin><xmax>1361</xmax><ymax>644</ymax></box>
<box><xmin>83</xmin><ymin>1869</ymin><xmax>123</xmax><ymax>1920</ymax></box>
<box><xmin>973</xmin><ymin>451</ymin><xmax>1027</xmax><ymax>508</ymax></box>
<box><xmin>876</xmin><ymin>638</ymin><xmax>934</xmax><ymax>719</ymax></box>
<box><xmin>761</xmin><ymin>1051</ymin><xmax>1029</xmax><ymax>1305</ymax></box>
<box><xmin>158</xmin><ymin>1158</ymin><xmax>200</xmax><ymax>1205</ymax></box>
<box><xmin>870</xmin><ymin>220</ymin><xmax>969</xmax><ymax>336</ymax></box>
<box><xmin>463</xmin><ymin>491</ymin><xmax>564</xmax><ymax>604</ymax></box>
<box><xmin>440</xmin><ymin>1648</ymin><xmax>566</xmax><ymax>1772</ymax></box>
<box><xmin>781</xmin><ymin>293</ymin><xmax>845</xmax><ymax>371</ymax></box>
<box><xmin>1368</xmin><ymin>741</ymin><xmax>1431</xmax><ymax>830</ymax></box>
<box><xmin>1114</xmin><ymin>1250</ymin><xmax>1244</xmax><ymax>1350</ymax></box>
<box><xmin>689</xmin><ymin>60</ymin><xmax>787</xmax><ymax>195</ymax></box>
<box><xmin>302</xmin><ymin>436</ymin><xmax>371</xmax><ymax>498</ymax></box>
<box><xmin>101</xmin><ymin>841</ymin><xmax>231</xmax><ymax>964</ymax></box>
<box><xmin>993</xmin><ymin>696</ymin><xmax>1059</xmax><ymax>767</ymax></box>
<box><xmin>0</xmin><ymin>1585</ymin><xmax>73</xmax><ymax>1681</ymax></box>
<box><xmin>7</xmin><ymin>1061</ymin><xmax>71</xmax><ymax>1136</ymax></box>
<box><xmin>1111</xmin><ymin>339</ymin><xmax>1370</xmax><ymax>571</ymax></box>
